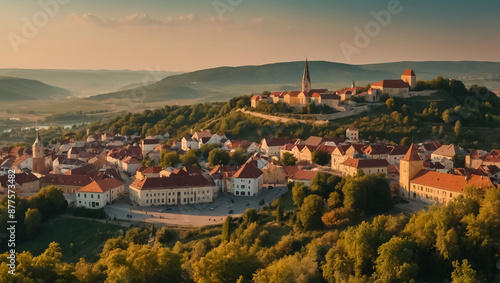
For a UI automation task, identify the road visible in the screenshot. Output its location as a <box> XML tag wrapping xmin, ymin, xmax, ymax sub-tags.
<box><xmin>104</xmin><ymin>186</ymin><xmax>288</xmax><ymax>227</ymax></box>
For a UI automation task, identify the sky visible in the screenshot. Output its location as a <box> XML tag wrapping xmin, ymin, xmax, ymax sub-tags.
<box><xmin>1</xmin><ymin>0</ymin><xmax>499</xmax><ymax>72</ymax></box>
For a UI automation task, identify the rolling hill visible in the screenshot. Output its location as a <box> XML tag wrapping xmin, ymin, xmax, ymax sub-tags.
<box><xmin>0</xmin><ymin>76</ymin><xmax>71</xmax><ymax>101</ymax></box>
<box><xmin>86</xmin><ymin>61</ymin><xmax>500</xmax><ymax>103</ymax></box>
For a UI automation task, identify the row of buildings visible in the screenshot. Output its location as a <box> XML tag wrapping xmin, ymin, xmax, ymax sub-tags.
<box><xmin>250</xmin><ymin>59</ymin><xmax>418</xmax><ymax>108</ymax></box>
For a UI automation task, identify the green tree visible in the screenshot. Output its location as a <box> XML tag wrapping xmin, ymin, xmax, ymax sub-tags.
<box><xmin>29</xmin><ymin>186</ymin><xmax>68</xmax><ymax>220</ymax></box>
<box><xmin>208</xmin><ymin>149</ymin><xmax>230</xmax><ymax>167</ymax></box>
<box><xmin>222</xmin><ymin>216</ymin><xmax>232</xmax><ymax>242</ymax></box>
<box><xmin>181</xmin><ymin>150</ymin><xmax>198</xmax><ymax>166</ymax></box>
<box><xmin>253</xmin><ymin>254</ymin><xmax>319</xmax><ymax>283</ymax></box>
<box><xmin>452</xmin><ymin>154</ymin><xmax>465</xmax><ymax>168</ymax></box>
<box><xmin>231</xmin><ymin>148</ymin><xmax>247</xmax><ymax>165</ymax></box>
<box><xmin>24</xmin><ymin>208</ymin><xmax>41</xmax><ymax>239</ymax></box>
<box><xmin>160</xmin><ymin>152</ymin><xmax>181</xmax><ymax>167</ymax></box>
<box><xmin>298</xmin><ymin>195</ymin><xmax>324</xmax><ymax>230</ymax></box>
<box><xmin>125</xmin><ymin>227</ymin><xmax>150</xmax><ymax>245</ymax></box>
<box><xmin>242</xmin><ymin>208</ymin><xmax>258</xmax><ymax>224</ymax></box>
<box><xmin>454</xmin><ymin>120</ymin><xmax>462</xmax><ymax>136</ymax></box>
<box><xmin>374</xmin><ymin>237</ymin><xmax>418</xmax><ymax>282</ymax></box>
<box><xmin>312</xmin><ymin>150</ymin><xmax>330</xmax><ymax>166</ymax></box>
<box><xmin>281</xmin><ymin>152</ymin><xmax>297</xmax><ymax>166</ymax></box>
<box><xmin>309</xmin><ymin>172</ymin><xmax>342</xmax><ymax>198</ymax></box>
<box><xmin>451</xmin><ymin>259</ymin><xmax>479</xmax><ymax>283</ymax></box>
<box><xmin>292</xmin><ymin>182</ymin><xmax>308</xmax><ymax>207</ymax></box>
<box><xmin>275</xmin><ymin>200</ymin><xmax>284</xmax><ymax>223</ymax></box>
<box><xmin>385</xmin><ymin>98</ymin><xmax>395</xmax><ymax>110</ymax></box>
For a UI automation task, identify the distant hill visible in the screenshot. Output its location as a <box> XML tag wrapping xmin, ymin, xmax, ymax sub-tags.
<box><xmin>0</xmin><ymin>69</ymin><xmax>182</xmax><ymax>97</ymax></box>
<box><xmin>86</xmin><ymin>61</ymin><xmax>500</xmax><ymax>103</ymax></box>
<box><xmin>0</xmin><ymin>76</ymin><xmax>71</xmax><ymax>101</ymax></box>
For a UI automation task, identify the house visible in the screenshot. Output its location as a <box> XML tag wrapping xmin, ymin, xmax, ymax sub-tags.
<box><xmin>288</xmin><ymin>170</ymin><xmax>319</xmax><ymax>186</ymax></box>
<box><xmin>363</xmin><ymin>144</ymin><xmax>389</xmax><ymax>160</ymax></box>
<box><xmin>224</xmin><ymin>140</ymin><xmax>260</xmax><ymax>154</ymax></box>
<box><xmin>40</xmin><ymin>174</ymin><xmax>93</xmax><ymax>194</ymax></box>
<box><xmin>209</xmin><ymin>165</ymin><xmax>239</xmax><ymax>193</ymax></box>
<box><xmin>431</xmin><ymin>144</ymin><xmax>467</xmax><ymax>162</ymax></box>
<box><xmin>400</xmin><ymin>144</ymin><xmax>495</xmax><ymax>205</ymax></box>
<box><xmin>0</xmin><ymin>172</ymin><xmax>39</xmax><ymax>194</ymax></box>
<box><xmin>346</xmin><ymin>126</ymin><xmax>359</xmax><ymax>142</ymax></box>
<box><xmin>232</xmin><ymin>162</ymin><xmax>263</xmax><ymax>196</ymax></box>
<box><xmin>340</xmin><ymin>158</ymin><xmax>389</xmax><ymax>176</ymax></box>
<box><xmin>76</xmin><ymin>178</ymin><xmax>125</xmax><ymax>209</ymax></box>
<box><xmin>129</xmin><ymin>168</ymin><xmax>217</xmax><ymax>206</ymax></box>
<box><xmin>331</xmin><ymin>144</ymin><xmax>364</xmax><ymax>171</ymax></box>
<box><xmin>141</xmin><ymin>137</ymin><xmax>160</xmax><ymax>154</ymax></box>
<box><xmin>181</xmin><ymin>137</ymin><xmax>199</xmax><ymax>151</ymax></box>
<box><xmin>283</xmin><ymin>91</ymin><xmax>301</xmax><ymax>106</ymax></box>
<box><xmin>121</xmin><ymin>156</ymin><xmax>142</xmax><ymax>174</ymax></box>
<box><xmin>261</xmin><ymin>163</ymin><xmax>287</xmax><ymax>185</ymax></box>
<box><xmin>370</xmin><ymin>79</ymin><xmax>410</xmax><ymax>97</ymax></box>
<box><xmin>466</xmin><ymin>149</ymin><xmax>500</xmax><ymax>168</ymax></box>
<box><xmin>261</xmin><ymin>137</ymin><xmax>293</xmax><ymax>157</ymax></box>
<box><xmin>386</xmin><ymin>145</ymin><xmax>409</xmax><ymax>165</ymax></box>
<box><xmin>251</xmin><ymin>95</ymin><xmax>262</xmax><ymax>107</ymax></box>
<box><xmin>283</xmin><ymin>166</ymin><xmax>300</xmax><ymax>183</ymax></box>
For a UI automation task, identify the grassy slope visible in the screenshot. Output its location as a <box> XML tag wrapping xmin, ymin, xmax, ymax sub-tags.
<box><xmin>17</xmin><ymin>216</ymin><xmax>126</xmax><ymax>262</ymax></box>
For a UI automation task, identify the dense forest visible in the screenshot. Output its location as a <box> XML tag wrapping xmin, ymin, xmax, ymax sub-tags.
<box><xmin>1</xmin><ymin>172</ymin><xmax>499</xmax><ymax>282</ymax></box>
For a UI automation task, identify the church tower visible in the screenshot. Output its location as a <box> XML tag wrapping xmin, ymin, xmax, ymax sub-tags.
<box><xmin>32</xmin><ymin>130</ymin><xmax>45</xmax><ymax>174</ymax></box>
<box><xmin>399</xmin><ymin>144</ymin><xmax>423</xmax><ymax>199</ymax></box>
<box><xmin>302</xmin><ymin>58</ymin><xmax>311</xmax><ymax>93</ymax></box>
<box><xmin>351</xmin><ymin>80</ymin><xmax>357</xmax><ymax>95</ymax></box>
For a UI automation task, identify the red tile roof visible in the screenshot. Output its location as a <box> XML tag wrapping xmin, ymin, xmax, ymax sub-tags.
<box><xmin>0</xmin><ymin>172</ymin><xmax>39</xmax><ymax>187</ymax></box>
<box><xmin>372</xmin><ymin>79</ymin><xmax>409</xmax><ymax>89</ymax></box>
<box><xmin>264</xmin><ymin>137</ymin><xmax>293</xmax><ymax>147</ymax></box>
<box><xmin>402</xmin><ymin>69</ymin><xmax>416</xmax><ymax>76</ymax></box>
<box><xmin>41</xmin><ymin>174</ymin><xmax>93</xmax><ymax>187</ymax></box>
<box><xmin>342</xmin><ymin>158</ymin><xmax>389</xmax><ymax>168</ymax></box>
<box><xmin>78</xmin><ymin>178</ymin><xmax>123</xmax><ymax>193</ymax></box>
<box><xmin>411</xmin><ymin>170</ymin><xmax>495</xmax><ymax>193</ymax></box>
<box><xmin>402</xmin><ymin>144</ymin><xmax>421</xmax><ymax>161</ymax></box>
<box><xmin>233</xmin><ymin>162</ymin><xmax>263</xmax><ymax>179</ymax></box>
<box><xmin>290</xmin><ymin>170</ymin><xmax>318</xmax><ymax>181</ymax></box>
<box><xmin>283</xmin><ymin>166</ymin><xmax>300</xmax><ymax>177</ymax></box>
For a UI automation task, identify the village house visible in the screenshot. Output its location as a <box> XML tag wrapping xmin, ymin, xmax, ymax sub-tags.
<box><xmin>76</xmin><ymin>178</ymin><xmax>125</xmax><ymax>209</ymax></box>
<box><xmin>0</xmin><ymin>172</ymin><xmax>39</xmax><ymax>194</ymax></box>
<box><xmin>288</xmin><ymin>170</ymin><xmax>319</xmax><ymax>186</ymax></box>
<box><xmin>261</xmin><ymin>163</ymin><xmax>287</xmax><ymax>185</ymax></box>
<box><xmin>261</xmin><ymin>137</ymin><xmax>293</xmax><ymax>158</ymax></box>
<box><xmin>340</xmin><ymin>158</ymin><xmax>389</xmax><ymax>176</ymax></box>
<box><xmin>466</xmin><ymin>149</ymin><xmax>500</xmax><ymax>168</ymax></box>
<box><xmin>232</xmin><ymin>162</ymin><xmax>263</xmax><ymax>196</ymax></box>
<box><xmin>331</xmin><ymin>144</ymin><xmax>364</xmax><ymax>171</ymax></box>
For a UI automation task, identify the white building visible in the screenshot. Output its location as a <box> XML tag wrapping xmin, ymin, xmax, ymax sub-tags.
<box><xmin>76</xmin><ymin>178</ymin><xmax>125</xmax><ymax>209</ymax></box>
<box><xmin>232</xmin><ymin>162</ymin><xmax>263</xmax><ymax>196</ymax></box>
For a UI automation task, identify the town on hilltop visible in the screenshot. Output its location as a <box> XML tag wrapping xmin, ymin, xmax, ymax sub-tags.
<box><xmin>251</xmin><ymin>59</ymin><xmax>417</xmax><ymax>111</ymax></box>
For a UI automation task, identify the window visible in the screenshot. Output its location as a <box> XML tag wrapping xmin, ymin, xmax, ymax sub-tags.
<box><xmin>98</xmin><ymin>195</ymin><xmax>100</xmax><ymax>199</ymax></box>
<box><xmin>84</xmin><ymin>194</ymin><xmax>86</xmax><ymax>198</ymax></box>
<box><xmin>183</xmin><ymin>198</ymin><xmax>186</xmax><ymax>202</ymax></box>
<box><xmin>91</xmin><ymin>195</ymin><xmax>93</xmax><ymax>199</ymax></box>
<box><xmin>79</xmin><ymin>201</ymin><xmax>81</xmax><ymax>204</ymax></box>
<box><xmin>78</xmin><ymin>193</ymin><xmax>80</xmax><ymax>197</ymax></box>
<box><xmin>146</xmin><ymin>200</ymin><xmax>149</xmax><ymax>204</ymax></box>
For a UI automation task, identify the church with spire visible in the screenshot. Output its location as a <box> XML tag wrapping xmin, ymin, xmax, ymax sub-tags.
<box><xmin>252</xmin><ymin>58</ymin><xmax>340</xmax><ymax>108</ymax></box>
<box><xmin>32</xmin><ymin>130</ymin><xmax>46</xmax><ymax>174</ymax></box>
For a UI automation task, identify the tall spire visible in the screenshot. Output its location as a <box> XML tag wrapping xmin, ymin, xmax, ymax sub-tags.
<box><xmin>302</xmin><ymin>58</ymin><xmax>311</xmax><ymax>93</ymax></box>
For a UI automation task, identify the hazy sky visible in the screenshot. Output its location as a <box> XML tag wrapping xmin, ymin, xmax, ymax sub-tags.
<box><xmin>1</xmin><ymin>0</ymin><xmax>499</xmax><ymax>71</ymax></box>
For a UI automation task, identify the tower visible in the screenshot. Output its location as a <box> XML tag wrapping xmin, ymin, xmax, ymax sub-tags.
<box><xmin>351</xmin><ymin>80</ymin><xmax>357</xmax><ymax>95</ymax></box>
<box><xmin>401</xmin><ymin>69</ymin><xmax>416</xmax><ymax>90</ymax></box>
<box><xmin>399</xmin><ymin>144</ymin><xmax>423</xmax><ymax>199</ymax></box>
<box><xmin>32</xmin><ymin>130</ymin><xmax>45</xmax><ymax>174</ymax></box>
<box><xmin>302</xmin><ymin>58</ymin><xmax>311</xmax><ymax>93</ymax></box>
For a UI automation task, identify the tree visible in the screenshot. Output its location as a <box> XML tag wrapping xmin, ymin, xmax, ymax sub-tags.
<box><xmin>253</xmin><ymin>254</ymin><xmax>319</xmax><ymax>283</ymax></box>
<box><xmin>242</xmin><ymin>208</ymin><xmax>258</xmax><ymax>224</ymax></box>
<box><xmin>181</xmin><ymin>151</ymin><xmax>198</xmax><ymax>166</ymax></box>
<box><xmin>24</xmin><ymin>208</ymin><xmax>41</xmax><ymax>239</ymax></box>
<box><xmin>454</xmin><ymin>120</ymin><xmax>462</xmax><ymax>136</ymax></box>
<box><xmin>231</xmin><ymin>148</ymin><xmax>247</xmax><ymax>165</ymax></box>
<box><xmin>452</xmin><ymin>154</ymin><xmax>465</xmax><ymax>168</ymax></box>
<box><xmin>385</xmin><ymin>98</ymin><xmax>395</xmax><ymax>110</ymax></box>
<box><xmin>275</xmin><ymin>200</ymin><xmax>284</xmax><ymax>223</ymax></box>
<box><xmin>28</xmin><ymin>186</ymin><xmax>68</xmax><ymax>220</ymax></box>
<box><xmin>125</xmin><ymin>228</ymin><xmax>150</xmax><ymax>245</ymax></box>
<box><xmin>374</xmin><ymin>237</ymin><xmax>418</xmax><ymax>282</ymax></box>
<box><xmin>208</xmin><ymin>149</ymin><xmax>230</xmax><ymax>167</ymax></box>
<box><xmin>281</xmin><ymin>152</ymin><xmax>297</xmax><ymax>166</ymax></box>
<box><xmin>292</xmin><ymin>183</ymin><xmax>308</xmax><ymax>207</ymax></box>
<box><xmin>312</xmin><ymin>150</ymin><xmax>330</xmax><ymax>166</ymax></box>
<box><xmin>192</xmin><ymin>242</ymin><xmax>259</xmax><ymax>283</ymax></box>
<box><xmin>309</xmin><ymin>172</ymin><xmax>342</xmax><ymax>198</ymax></box>
<box><xmin>321</xmin><ymin>207</ymin><xmax>351</xmax><ymax>228</ymax></box>
<box><xmin>342</xmin><ymin>174</ymin><xmax>392</xmax><ymax>217</ymax></box>
<box><xmin>161</xmin><ymin>152</ymin><xmax>180</xmax><ymax>168</ymax></box>
<box><xmin>451</xmin><ymin>259</ymin><xmax>479</xmax><ymax>283</ymax></box>
<box><xmin>298</xmin><ymin>195</ymin><xmax>324</xmax><ymax>230</ymax></box>
<box><xmin>222</xmin><ymin>216</ymin><xmax>232</xmax><ymax>242</ymax></box>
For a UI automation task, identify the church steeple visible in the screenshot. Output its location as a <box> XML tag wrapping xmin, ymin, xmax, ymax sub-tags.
<box><xmin>32</xmin><ymin>130</ymin><xmax>45</xmax><ymax>173</ymax></box>
<box><xmin>302</xmin><ymin>58</ymin><xmax>311</xmax><ymax>93</ymax></box>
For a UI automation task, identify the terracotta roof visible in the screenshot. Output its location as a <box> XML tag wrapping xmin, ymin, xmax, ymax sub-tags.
<box><xmin>233</xmin><ymin>162</ymin><xmax>263</xmax><ymax>179</ymax></box>
<box><xmin>286</xmin><ymin>91</ymin><xmax>301</xmax><ymax>97</ymax></box>
<box><xmin>342</xmin><ymin>158</ymin><xmax>389</xmax><ymax>168</ymax></box>
<box><xmin>320</xmin><ymin>93</ymin><xmax>340</xmax><ymax>100</ymax></box>
<box><xmin>78</xmin><ymin>178</ymin><xmax>123</xmax><ymax>193</ymax></box>
<box><xmin>131</xmin><ymin>171</ymin><xmax>212</xmax><ymax>190</ymax></box>
<box><xmin>371</xmin><ymin>79</ymin><xmax>409</xmax><ymax>89</ymax></box>
<box><xmin>251</xmin><ymin>95</ymin><xmax>262</xmax><ymax>101</ymax></box>
<box><xmin>411</xmin><ymin>170</ymin><xmax>494</xmax><ymax>193</ymax></box>
<box><xmin>387</xmin><ymin>145</ymin><xmax>409</xmax><ymax>156</ymax></box>
<box><xmin>484</xmin><ymin>150</ymin><xmax>500</xmax><ymax>163</ymax></box>
<box><xmin>283</xmin><ymin>166</ymin><xmax>300</xmax><ymax>177</ymax></box>
<box><xmin>364</xmin><ymin>145</ymin><xmax>388</xmax><ymax>155</ymax></box>
<box><xmin>485</xmin><ymin>165</ymin><xmax>500</xmax><ymax>175</ymax></box>
<box><xmin>290</xmin><ymin>170</ymin><xmax>318</xmax><ymax>181</ymax></box>
<box><xmin>402</xmin><ymin>144</ymin><xmax>421</xmax><ymax>161</ymax></box>
<box><xmin>316</xmin><ymin>145</ymin><xmax>336</xmax><ymax>155</ymax></box>
<box><xmin>402</xmin><ymin>69</ymin><xmax>416</xmax><ymax>76</ymax></box>
<box><xmin>140</xmin><ymin>166</ymin><xmax>163</xmax><ymax>174</ymax></box>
